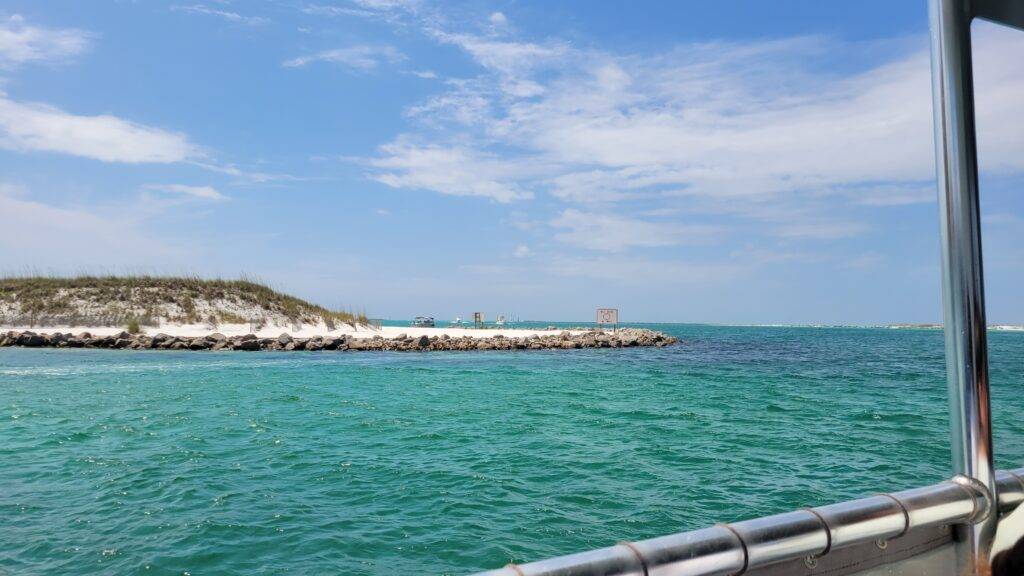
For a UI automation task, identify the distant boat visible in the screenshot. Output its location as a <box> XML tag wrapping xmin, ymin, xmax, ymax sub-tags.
<box><xmin>411</xmin><ymin>316</ymin><xmax>435</xmax><ymax>327</ymax></box>
<box><xmin>495</xmin><ymin>315</ymin><xmax>506</xmax><ymax>327</ymax></box>
<box><xmin>450</xmin><ymin>317</ymin><xmax>464</xmax><ymax>326</ymax></box>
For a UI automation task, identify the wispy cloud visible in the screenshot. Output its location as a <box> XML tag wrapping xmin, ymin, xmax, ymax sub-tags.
<box><xmin>362</xmin><ymin>18</ymin><xmax>1024</xmax><ymax>251</ymax></box>
<box><xmin>548</xmin><ymin>254</ymin><xmax>743</xmax><ymax>284</ymax></box>
<box><xmin>366</xmin><ymin>140</ymin><xmax>534</xmax><ymax>202</ymax></box>
<box><xmin>302</xmin><ymin>1</ymin><xmax>422</xmax><ymax>23</ymax></box>
<box><xmin>190</xmin><ymin>161</ymin><xmax>301</xmax><ymax>185</ymax></box>
<box><xmin>0</xmin><ymin>94</ymin><xmax>199</xmax><ymax>163</ymax></box>
<box><xmin>0</xmin><ymin>14</ymin><xmax>92</xmax><ymax>68</ymax></box>
<box><xmin>489</xmin><ymin>12</ymin><xmax>508</xmax><ymax>28</ymax></box>
<box><xmin>430</xmin><ymin>32</ymin><xmax>567</xmax><ymax>97</ymax></box>
<box><xmin>551</xmin><ymin>209</ymin><xmax>720</xmax><ymax>252</ymax></box>
<box><xmin>848</xmin><ymin>184</ymin><xmax>935</xmax><ymax>206</ymax></box>
<box><xmin>142</xmin><ymin>183</ymin><xmax>227</xmax><ymax>201</ymax></box>
<box><xmin>172</xmin><ymin>5</ymin><xmax>269</xmax><ymax>26</ymax></box>
<box><xmin>283</xmin><ymin>45</ymin><xmax>405</xmax><ymax>70</ymax></box>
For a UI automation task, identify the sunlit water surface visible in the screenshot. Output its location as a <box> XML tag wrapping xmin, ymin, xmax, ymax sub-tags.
<box><xmin>2</xmin><ymin>324</ymin><xmax>1023</xmax><ymax>574</ymax></box>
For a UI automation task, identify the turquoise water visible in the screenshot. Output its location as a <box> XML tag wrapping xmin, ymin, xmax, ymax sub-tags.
<box><xmin>2</xmin><ymin>324</ymin><xmax>1023</xmax><ymax>575</ymax></box>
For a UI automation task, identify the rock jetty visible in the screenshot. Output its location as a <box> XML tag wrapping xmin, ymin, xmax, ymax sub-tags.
<box><xmin>0</xmin><ymin>328</ymin><xmax>676</xmax><ymax>352</ymax></box>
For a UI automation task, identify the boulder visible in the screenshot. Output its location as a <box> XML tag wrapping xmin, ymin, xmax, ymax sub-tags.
<box><xmin>277</xmin><ymin>333</ymin><xmax>293</xmax><ymax>345</ymax></box>
<box><xmin>93</xmin><ymin>336</ymin><xmax>115</xmax><ymax>348</ymax></box>
<box><xmin>18</xmin><ymin>332</ymin><xmax>44</xmax><ymax>347</ymax></box>
<box><xmin>233</xmin><ymin>339</ymin><xmax>260</xmax><ymax>351</ymax></box>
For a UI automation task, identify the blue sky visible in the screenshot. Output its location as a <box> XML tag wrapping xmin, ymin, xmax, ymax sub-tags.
<box><xmin>0</xmin><ymin>1</ymin><xmax>1022</xmax><ymax>324</ymax></box>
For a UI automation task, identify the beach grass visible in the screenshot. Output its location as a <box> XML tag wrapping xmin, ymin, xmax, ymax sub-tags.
<box><xmin>0</xmin><ymin>274</ymin><xmax>366</xmax><ymax>327</ymax></box>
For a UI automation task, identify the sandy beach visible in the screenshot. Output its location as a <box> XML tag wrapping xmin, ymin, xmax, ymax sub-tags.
<box><xmin>0</xmin><ymin>322</ymin><xmax>585</xmax><ymax>340</ymax></box>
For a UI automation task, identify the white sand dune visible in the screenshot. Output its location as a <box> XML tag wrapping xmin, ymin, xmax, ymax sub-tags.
<box><xmin>0</xmin><ymin>322</ymin><xmax>585</xmax><ymax>340</ymax></box>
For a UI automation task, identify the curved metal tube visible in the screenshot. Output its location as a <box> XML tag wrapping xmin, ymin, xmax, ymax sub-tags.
<box><xmin>473</xmin><ymin>468</ymin><xmax>1024</xmax><ymax>576</ymax></box>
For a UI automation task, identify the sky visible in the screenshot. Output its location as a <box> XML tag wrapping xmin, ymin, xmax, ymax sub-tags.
<box><xmin>0</xmin><ymin>1</ymin><xmax>1022</xmax><ymax>324</ymax></box>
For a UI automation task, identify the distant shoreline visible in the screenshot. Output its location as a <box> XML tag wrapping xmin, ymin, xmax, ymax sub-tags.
<box><xmin>709</xmin><ymin>323</ymin><xmax>1024</xmax><ymax>331</ymax></box>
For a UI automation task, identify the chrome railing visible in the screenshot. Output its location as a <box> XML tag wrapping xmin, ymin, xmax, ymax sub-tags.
<box><xmin>473</xmin><ymin>469</ymin><xmax>1024</xmax><ymax>576</ymax></box>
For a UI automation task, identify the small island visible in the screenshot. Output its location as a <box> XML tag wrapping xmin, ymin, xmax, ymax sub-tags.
<box><xmin>0</xmin><ymin>276</ymin><xmax>676</xmax><ymax>352</ymax></box>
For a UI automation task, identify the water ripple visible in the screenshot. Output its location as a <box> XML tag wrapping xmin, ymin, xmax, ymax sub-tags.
<box><xmin>0</xmin><ymin>325</ymin><xmax>1022</xmax><ymax>574</ymax></box>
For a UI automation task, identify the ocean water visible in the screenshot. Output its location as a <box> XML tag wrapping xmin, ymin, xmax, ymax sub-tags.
<box><xmin>2</xmin><ymin>324</ymin><xmax>1023</xmax><ymax>575</ymax></box>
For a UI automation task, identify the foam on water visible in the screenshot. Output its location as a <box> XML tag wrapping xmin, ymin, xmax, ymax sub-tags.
<box><xmin>1</xmin><ymin>324</ymin><xmax>1023</xmax><ymax>575</ymax></box>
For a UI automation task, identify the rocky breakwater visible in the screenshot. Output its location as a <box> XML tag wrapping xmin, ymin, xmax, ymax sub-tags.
<box><xmin>0</xmin><ymin>328</ymin><xmax>676</xmax><ymax>352</ymax></box>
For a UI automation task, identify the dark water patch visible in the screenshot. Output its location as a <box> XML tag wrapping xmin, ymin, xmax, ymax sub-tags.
<box><xmin>0</xmin><ymin>325</ymin><xmax>1022</xmax><ymax>574</ymax></box>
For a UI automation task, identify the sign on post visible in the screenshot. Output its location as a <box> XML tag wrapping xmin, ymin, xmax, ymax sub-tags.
<box><xmin>596</xmin><ymin>308</ymin><xmax>618</xmax><ymax>331</ymax></box>
<box><xmin>473</xmin><ymin>312</ymin><xmax>483</xmax><ymax>329</ymax></box>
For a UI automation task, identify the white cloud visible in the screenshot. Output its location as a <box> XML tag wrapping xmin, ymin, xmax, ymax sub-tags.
<box><xmin>551</xmin><ymin>209</ymin><xmax>719</xmax><ymax>252</ymax></box>
<box><xmin>513</xmin><ymin>244</ymin><xmax>531</xmax><ymax>258</ymax></box>
<box><xmin>345</xmin><ymin>13</ymin><xmax>1024</xmax><ymax>274</ymax></box>
<box><xmin>547</xmin><ymin>254</ymin><xmax>742</xmax><ymax>284</ymax></box>
<box><xmin>301</xmin><ymin>1</ymin><xmax>421</xmax><ymax>24</ymax></box>
<box><xmin>0</xmin><ymin>95</ymin><xmax>199</xmax><ymax>163</ymax></box>
<box><xmin>489</xmin><ymin>12</ymin><xmax>508</xmax><ymax>27</ymax></box>
<box><xmin>283</xmin><ymin>45</ymin><xmax>405</xmax><ymax>70</ymax></box>
<box><xmin>0</xmin><ymin>14</ymin><xmax>92</xmax><ymax>68</ymax></box>
<box><xmin>172</xmin><ymin>5</ymin><xmax>269</xmax><ymax>26</ymax></box>
<box><xmin>366</xmin><ymin>141</ymin><xmax>534</xmax><ymax>202</ymax></box>
<box><xmin>433</xmin><ymin>32</ymin><xmax>566</xmax><ymax>97</ymax></box>
<box><xmin>849</xmin><ymin>184</ymin><xmax>935</xmax><ymax>206</ymax></box>
<box><xmin>369</xmin><ymin>22</ymin><xmax>1024</xmax><ymax>222</ymax></box>
<box><xmin>143</xmin><ymin>184</ymin><xmax>227</xmax><ymax>201</ymax></box>
<box><xmin>190</xmin><ymin>161</ymin><xmax>300</xmax><ymax>185</ymax></box>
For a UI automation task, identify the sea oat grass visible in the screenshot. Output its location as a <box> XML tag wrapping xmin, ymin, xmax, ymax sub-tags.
<box><xmin>0</xmin><ymin>274</ymin><xmax>364</xmax><ymax>328</ymax></box>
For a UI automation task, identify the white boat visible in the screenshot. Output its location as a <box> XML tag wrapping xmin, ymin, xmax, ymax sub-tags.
<box><xmin>411</xmin><ymin>316</ymin><xmax>434</xmax><ymax>327</ymax></box>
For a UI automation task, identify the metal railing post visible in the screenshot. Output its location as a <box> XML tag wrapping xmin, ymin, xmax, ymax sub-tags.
<box><xmin>928</xmin><ymin>0</ymin><xmax>997</xmax><ymax>573</ymax></box>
